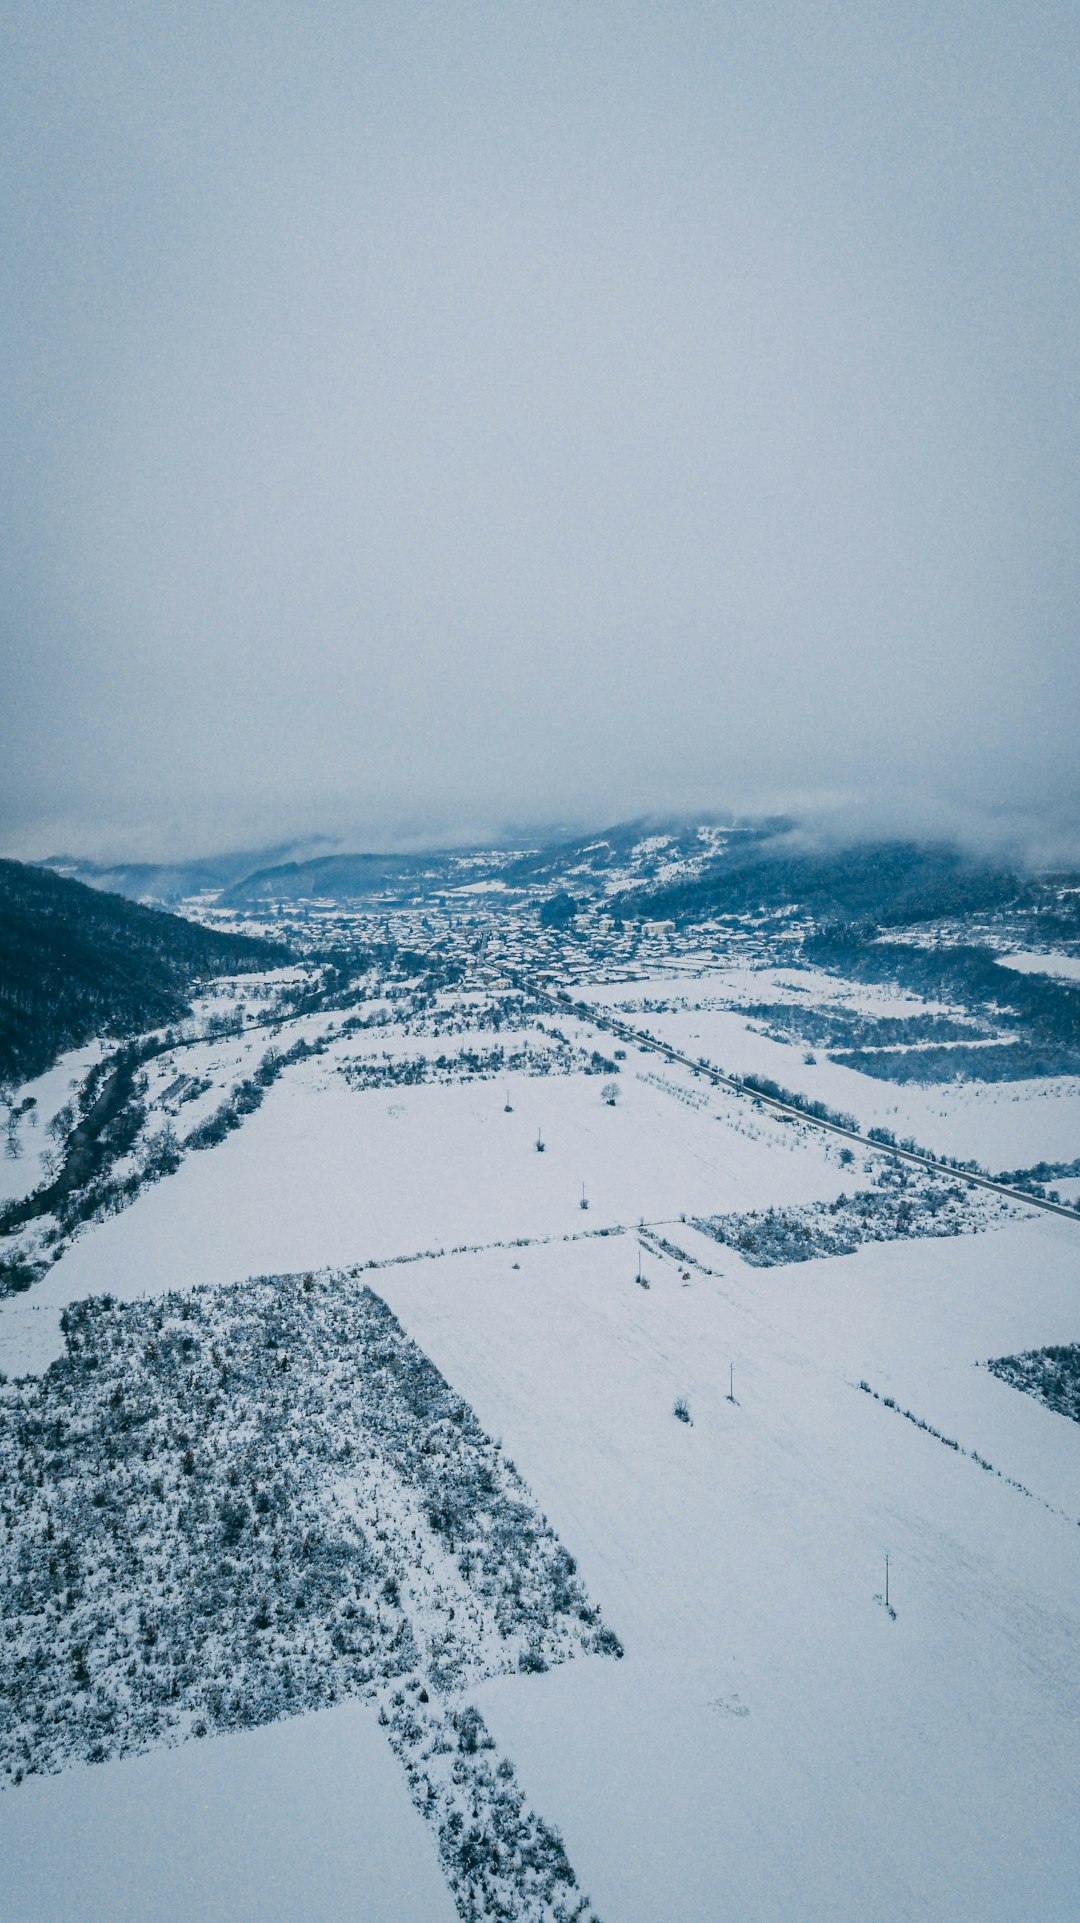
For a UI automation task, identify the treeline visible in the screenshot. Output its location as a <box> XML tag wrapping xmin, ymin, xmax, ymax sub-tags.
<box><xmin>183</xmin><ymin>1039</ymin><xmax>318</xmax><ymax>1151</ymax></box>
<box><xmin>695</xmin><ymin>1169</ymin><xmax>1004</xmax><ymax>1266</ymax></box>
<box><xmin>741</xmin><ymin>1000</ymin><xmax>977</xmax><ymax>1051</ymax></box>
<box><xmin>338</xmin><ymin>1039</ymin><xmax>618</xmax><ymax>1093</ymax></box>
<box><xmin>987</xmin><ymin>1344</ymin><xmax>1080</xmax><ymax>1425</ymax></box>
<box><xmin>734</xmin><ymin>1071</ymin><xmax>857</xmax><ymax>1132</ymax></box>
<box><xmin>0</xmin><ymin>859</ymin><xmax>291</xmax><ymax>1085</ymax></box>
<box><xmin>0</xmin><ymin>1278</ymin><xmax>618</xmax><ymax>1788</ymax></box>
<box><xmin>804</xmin><ymin>931</ymin><xmax>1080</xmax><ymax>1072</ymax></box>
<box><xmin>831</xmin><ymin>1040</ymin><xmax>1080</xmax><ymax>1085</ymax></box>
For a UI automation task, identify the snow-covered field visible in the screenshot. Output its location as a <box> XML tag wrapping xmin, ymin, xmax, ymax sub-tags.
<box><xmin>22</xmin><ymin>1033</ymin><xmax>855</xmax><ymax>1349</ymax></box>
<box><xmin>582</xmin><ymin>971</ymin><xmax>1080</xmax><ymax>1168</ymax></box>
<box><xmin>998</xmin><ymin>950</ymin><xmax>1080</xmax><ymax>982</ymax></box>
<box><xmin>375</xmin><ymin>1217</ymin><xmax>1080</xmax><ymax>1923</ymax></box>
<box><xmin>0</xmin><ymin>1700</ymin><xmax>455</xmax><ymax>1923</ymax></box>
<box><xmin>0</xmin><ymin>1040</ymin><xmax>106</xmax><ymax>1205</ymax></box>
<box><xmin>2</xmin><ymin>959</ymin><xmax>1078</xmax><ymax>1921</ymax></box>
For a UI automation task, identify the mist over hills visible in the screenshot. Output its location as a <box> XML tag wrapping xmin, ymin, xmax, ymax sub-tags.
<box><xmin>38</xmin><ymin>839</ymin><xmax>343</xmax><ymax>908</ymax></box>
<box><xmin>221</xmin><ymin>851</ymin><xmax>443</xmax><ymax>906</ymax></box>
<box><xmin>30</xmin><ymin>816</ymin><xmax>1080</xmax><ymax>933</ymax></box>
<box><xmin>13</xmin><ymin>821</ymin><xmax>1079</xmax><ymax>1100</ymax></box>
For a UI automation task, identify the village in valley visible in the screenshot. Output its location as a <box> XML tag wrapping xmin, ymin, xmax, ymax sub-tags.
<box><xmin>1</xmin><ymin>823</ymin><xmax>1079</xmax><ymax>1921</ymax></box>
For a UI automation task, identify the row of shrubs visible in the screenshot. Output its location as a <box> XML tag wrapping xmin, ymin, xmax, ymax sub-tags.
<box><xmin>732</xmin><ymin>1071</ymin><xmax>857</xmax><ymax>1132</ymax></box>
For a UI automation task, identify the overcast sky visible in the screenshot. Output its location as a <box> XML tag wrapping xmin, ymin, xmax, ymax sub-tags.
<box><xmin>2</xmin><ymin>1</ymin><xmax>1077</xmax><ymax>860</ymax></box>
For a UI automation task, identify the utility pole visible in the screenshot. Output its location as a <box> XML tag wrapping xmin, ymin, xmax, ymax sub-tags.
<box><xmin>580</xmin><ymin>1182</ymin><xmax>588</xmax><ymax>1210</ymax></box>
<box><xmin>885</xmin><ymin>1553</ymin><xmax>890</xmax><ymax>1611</ymax></box>
<box><xmin>727</xmin><ymin>1362</ymin><xmax>735</xmax><ymax>1403</ymax></box>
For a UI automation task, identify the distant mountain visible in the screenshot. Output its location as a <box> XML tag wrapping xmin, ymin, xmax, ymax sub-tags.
<box><xmin>219</xmin><ymin>819</ymin><xmax>784</xmax><ymax>905</ymax></box>
<box><xmin>38</xmin><ymin>840</ymin><xmax>342</xmax><ymax>906</ymax></box>
<box><xmin>612</xmin><ymin>838</ymin><xmax>1030</xmax><ymax>927</ymax></box>
<box><xmin>33</xmin><ymin>821</ymin><xmax>1043</xmax><ymax>933</ymax></box>
<box><xmin>220</xmin><ymin>851</ymin><xmax>444</xmax><ymax>904</ymax></box>
<box><xmin>504</xmin><ymin>817</ymin><xmax>788</xmax><ymax>895</ymax></box>
<box><xmin>0</xmin><ymin>860</ymin><xmax>291</xmax><ymax>1086</ymax></box>
<box><xmin>34</xmin><ymin>816</ymin><xmax>790</xmax><ymax>914</ymax></box>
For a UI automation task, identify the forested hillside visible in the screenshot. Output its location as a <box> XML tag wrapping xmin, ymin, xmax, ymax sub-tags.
<box><xmin>0</xmin><ymin>861</ymin><xmax>290</xmax><ymax>1086</ymax></box>
<box><xmin>221</xmin><ymin>850</ymin><xmax>437</xmax><ymax>903</ymax></box>
<box><xmin>804</xmin><ymin>929</ymin><xmax>1080</xmax><ymax>1076</ymax></box>
<box><xmin>614</xmin><ymin>840</ymin><xmax>1029</xmax><ymax>927</ymax></box>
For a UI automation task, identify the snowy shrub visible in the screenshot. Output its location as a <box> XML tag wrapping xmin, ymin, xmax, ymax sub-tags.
<box><xmin>0</xmin><ymin>1275</ymin><xmax>623</xmax><ymax>1790</ymax></box>
<box><xmin>987</xmin><ymin>1344</ymin><xmax>1080</xmax><ymax>1424</ymax></box>
<box><xmin>0</xmin><ymin>1273</ymin><xmax>619</xmax><ymax>1917</ymax></box>
<box><xmin>694</xmin><ymin>1170</ymin><xmax>1020</xmax><ymax>1267</ymax></box>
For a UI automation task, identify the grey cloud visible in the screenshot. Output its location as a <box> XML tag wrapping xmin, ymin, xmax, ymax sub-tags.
<box><xmin>2</xmin><ymin>2</ymin><xmax>1077</xmax><ymax>858</ymax></box>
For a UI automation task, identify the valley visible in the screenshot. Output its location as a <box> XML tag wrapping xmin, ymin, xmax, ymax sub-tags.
<box><xmin>1</xmin><ymin>825</ymin><xmax>1078</xmax><ymax>1921</ymax></box>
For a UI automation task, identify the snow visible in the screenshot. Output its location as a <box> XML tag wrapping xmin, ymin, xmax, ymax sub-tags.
<box><xmin>11</xmin><ymin>1194</ymin><xmax>1077</xmax><ymax>1918</ymax></box>
<box><xmin>0</xmin><ymin>1041</ymin><xmax>105</xmax><ymax>1205</ymax></box>
<box><xmin>582</xmin><ymin>975</ymin><xmax>1080</xmax><ymax>1168</ymax></box>
<box><xmin>2</xmin><ymin>960</ymin><xmax>1078</xmax><ymax>1919</ymax></box>
<box><xmin>37</xmin><ymin>1045</ymin><xmax>854</xmax><ymax>1333</ymax></box>
<box><xmin>0</xmin><ymin>1292</ymin><xmax>64</xmax><ymax>1379</ymax></box>
<box><xmin>998</xmin><ymin>950</ymin><xmax>1080</xmax><ymax>981</ymax></box>
<box><xmin>0</xmin><ymin>1699</ymin><xmax>455</xmax><ymax>1923</ymax></box>
<box><xmin>373</xmin><ymin>1218</ymin><xmax>1080</xmax><ymax>1923</ymax></box>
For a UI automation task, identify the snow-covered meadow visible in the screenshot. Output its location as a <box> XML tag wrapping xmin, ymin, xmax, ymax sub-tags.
<box><xmin>9</xmin><ymin>1013</ymin><xmax>861</xmax><ymax>1357</ymax></box>
<box><xmin>1</xmin><ymin>955</ymin><xmax>1078</xmax><ymax>1921</ymax></box>
<box><xmin>376</xmin><ymin>1215</ymin><xmax>1080</xmax><ymax>1923</ymax></box>
<box><xmin>582</xmin><ymin>969</ymin><xmax>1080</xmax><ymax>1169</ymax></box>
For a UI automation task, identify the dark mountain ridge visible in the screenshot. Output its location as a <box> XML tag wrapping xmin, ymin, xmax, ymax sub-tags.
<box><xmin>612</xmin><ymin>837</ymin><xmax>1034</xmax><ymax>928</ymax></box>
<box><xmin>0</xmin><ymin>860</ymin><xmax>291</xmax><ymax>1087</ymax></box>
<box><xmin>220</xmin><ymin>850</ymin><xmax>444</xmax><ymax>904</ymax></box>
